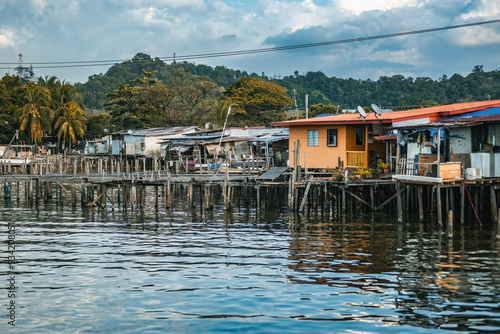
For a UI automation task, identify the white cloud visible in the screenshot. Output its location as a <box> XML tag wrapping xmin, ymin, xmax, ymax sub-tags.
<box><xmin>449</xmin><ymin>0</ymin><xmax>500</xmax><ymax>46</ymax></box>
<box><xmin>1</xmin><ymin>0</ymin><xmax>499</xmax><ymax>83</ymax></box>
<box><xmin>451</xmin><ymin>26</ymin><xmax>500</xmax><ymax>46</ymax></box>
<box><xmin>460</xmin><ymin>0</ymin><xmax>500</xmax><ymax>20</ymax></box>
<box><xmin>0</xmin><ymin>28</ymin><xmax>15</xmax><ymax>47</ymax></box>
<box><xmin>337</xmin><ymin>0</ymin><xmax>420</xmax><ymax>15</ymax></box>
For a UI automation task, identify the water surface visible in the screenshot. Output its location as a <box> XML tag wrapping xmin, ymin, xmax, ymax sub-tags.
<box><xmin>2</xmin><ymin>193</ymin><xmax>500</xmax><ymax>333</ymax></box>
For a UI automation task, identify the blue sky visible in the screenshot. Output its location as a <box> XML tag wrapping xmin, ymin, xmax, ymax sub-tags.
<box><xmin>0</xmin><ymin>0</ymin><xmax>499</xmax><ymax>84</ymax></box>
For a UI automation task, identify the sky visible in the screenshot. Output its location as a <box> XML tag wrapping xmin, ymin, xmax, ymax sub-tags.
<box><xmin>0</xmin><ymin>0</ymin><xmax>499</xmax><ymax>84</ymax></box>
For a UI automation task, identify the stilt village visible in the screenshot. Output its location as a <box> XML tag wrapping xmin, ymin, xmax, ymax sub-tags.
<box><xmin>2</xmin><ymin>99</ymin><xmax>500</xmax><ymax>237</ymax></box>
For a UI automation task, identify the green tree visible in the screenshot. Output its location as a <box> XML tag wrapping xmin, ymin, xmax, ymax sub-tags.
<box><xmin>15</xmin><ymin>82</ymin><xmax>52</xmax><ymax>144</ymax></box>
<box><xmin>55</xmin><ymin>101</ymin><xmax>87</xmax><ymax>148</ymax></box>
<box><xmin>305</xmin><ymin>103</ymin><xmax>341</xmax><ymax>118</ymax></box>
<box><xmin>167</xmin><ymin>68</ymin><xmax>219</xmax><ymax>126</ymax></box>
<box><xmin>0</xmin><ymin>75</ymin><xmax>25</xmax><ymax>142</ymax></box>
<box><xmin>38</xmin><ymin>76</ymin><xmax>86</xmax><ymax>150</ymax></box>
<box><xmin>104</xmin><ymin>70</ymin><xmax>174</xmax><ymax>129</ymax></box>
<box><xmin>86</xmin><ymin>113</ymin><xmax>112</xmax><ymax>139</ymax></box>
<box><xmin>221</xmin><ymin>77</ymin><xmax>292</xmax><ymax>126</ymax></box>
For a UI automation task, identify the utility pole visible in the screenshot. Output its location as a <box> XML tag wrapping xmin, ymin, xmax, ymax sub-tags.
<box><xmin>305</xmin><ymin>94</ymin><xmax>309</xmax><ymax>119</ymax></box>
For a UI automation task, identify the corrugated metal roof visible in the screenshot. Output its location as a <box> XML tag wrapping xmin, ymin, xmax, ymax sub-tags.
<box><xmin>160</xmin><ymin>135</ymin><xmax>221</xmax><ymax>142</ymax></box>
<box><xmin>438</xmin><ymin>107</ymin><xmax>500</xmax><ymax>124</ymax></box>
<box><xmin>114</xmin><ymin>126</ymin><xmax>199</xmax><ymax>136</ymax></box>
<box><xmin>274</xmin><ymin>100</ymin><xmax>500</xmax><ymax>127</ymax></box>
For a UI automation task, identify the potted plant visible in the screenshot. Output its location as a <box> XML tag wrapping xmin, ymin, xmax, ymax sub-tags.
<box><xmin>377</xmin><ymin>159</ymin><xmax>390</xmax><ymax>173</ymax></box>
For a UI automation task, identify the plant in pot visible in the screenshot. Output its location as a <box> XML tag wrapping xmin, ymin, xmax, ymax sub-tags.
<box><xmin>377</xmin><ymin>159</ymin><xmax>390</xmax><ymax>173</ymax></box>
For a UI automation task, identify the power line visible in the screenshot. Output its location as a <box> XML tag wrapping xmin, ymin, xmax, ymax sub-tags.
<box><xmin>1</xmin><ymin>18</ymin><xmax>499</xmax><ymax>70</ymax></box>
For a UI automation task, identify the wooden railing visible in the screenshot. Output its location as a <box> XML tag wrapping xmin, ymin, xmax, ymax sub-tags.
<box><xmin>397</xmin><ymin>158</ymin><xmax>416</xmax><ymax>175</ymax></box>
<box><xmin>346</xmin><ymin>151</ymin><xmax>366</xmax><ymax>168</ymax></box>
<box><xmin>396</xmin><ymin>159</ymin><xmax>462</xmax><ymax>178</ymax></box>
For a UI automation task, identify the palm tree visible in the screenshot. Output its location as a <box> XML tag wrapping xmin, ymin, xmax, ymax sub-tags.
<box><xmin>44</xmin><ymin>78</ymin><xmax>84</xmax><ymax>151</ymax></box>
<box><xmin>15</xmin><ymin>82</ymin><xmax>52</xmax><ymax>145</ymax></box>
<box><xmin>55</xmin><ymin>101</ymin><xmax>87</xmax><ymax>148</ymax></box>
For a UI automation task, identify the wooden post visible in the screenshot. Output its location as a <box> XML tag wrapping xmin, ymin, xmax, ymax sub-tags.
<box><xmin>131</xmin><ymin>184</ymin><xmax>137</xmax><ymax>208</ymax></box>
<box><xmin>342</xmin><ymin>184</ymin><xmax>346</xmax><ymax>212</ymax></box>
<box><xmin>72</xmin><ymin>182</ymin><xmax>76</xmax><ymax>207</ymax></box>
<box><xmin>154</xmin><ymin>185</ymin><xmax>158</xmax><ymax>209</ymax></box>
<box><xmin>370</xmin><ymin>185</ymin><xmax>375</xmax><ymax>211</ymax></box>
<box><xmin>436</xmin><ymin>127</ymin><xmax>441</xmax><ymax>178</ymax></box>
<box><xmin>437</xmin><ymin>184</ymin><xmax>442</xmax><ymax>227</ymax></box>
<box><xmin>418</xmin><ymin>186</ymin><xmax>424</xmax><ymax>221</ymax></box>
<box><xmin>460</xmin><ymin>181</ymin><xmax>465</xmax><ymax>224</ymax></box>
<box><xmin>497</xmin><ymin>208</ymin><xmax>500</xmax><ymax>240</ymax></box>
<box><xmin>491</xmin><ymin>185</ymin><xmax>498</xmax><ymax>222</ymax></box>
<box><xmin>447</xmin><ymin>210</ymin><xmax>453</xmax><ymax>239</ymax></box>
<box><xmin>396</xmin><ymin>180</ymin><xmax>402</xmax><ymax>223</ymax></box>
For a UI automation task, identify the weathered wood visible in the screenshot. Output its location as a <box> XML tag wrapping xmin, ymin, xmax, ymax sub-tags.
<box><xmin>299</xmin><ymin>175</ymin><xmax>314</xmax><ymax>212</ymax></box>
<box><xmin>491</xmin><ymin>185</ymin><xmax>498</xmax><ymax>222</ymax></box>
<box><xmin>437</xmin><ymin>184</ymin><xmax>442</xmax><ymax>227</ymax></box>
<box><xmin>396</xmin><ymin>180</ymin><xmax>402</xmax><ymax>223</ymax></box>
<box><xmin>87</xmin><ymin>192</ymin><xmax>103</xmax><ymax>207</ymax></box>
<box><xmin>418</xmin><ymin>186</ymin><xmax>424</xmax><ymax>221</ymax></box>
<box><xmin>447</xmin><ymin>210</ymin><xmax>453</xmax><ymax>239</ymax></box>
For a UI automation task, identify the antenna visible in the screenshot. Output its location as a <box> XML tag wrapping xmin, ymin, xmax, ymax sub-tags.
<box><xmin>371</xmin><ymin>103</ymin><xmax>382</xmax><ymax>115</ymax></box>
<box><xmin>357</xmin><ymin>106</ymin><xmax>366</xmax><ymax>118</ymax></box>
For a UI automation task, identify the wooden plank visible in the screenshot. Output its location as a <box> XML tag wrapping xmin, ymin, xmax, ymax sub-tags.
<box><xmin>345</xmin><ymin>189</ymin><xmax>374</xmax><ymax>210</ymax></box>
<box><xmin>257</xmin><ymin>167</ymin><xmax>289</xmax><ymax>181</ymax></box>
<box><xmin>392</xmin><ymin>175</ymin><xmax>443</xmax><ymax>184</ymax></box>
<box><xmin>299</xmin><ymin>175</ymin><xmax>314</xmax><ymax>212</ymax></box>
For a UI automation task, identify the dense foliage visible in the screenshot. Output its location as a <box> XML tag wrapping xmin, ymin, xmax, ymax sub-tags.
<box><xmin>76</xmin><ymin>54</ymin><xmax>500</xmax><ymax>115</ymax></box>
<box><xmin>220</xmin><ymin>77</ymin><xmax>292</xmax><ymax>126</ymax></box>
<box><xmin>104</xmin><ymin>69</ymin><xmax>219</xmax><ymax>129</ymax></box>
<box><xmin>0</xmin><ymin>75</ymin><xmax>87</xmax><ymax>149</ymax></box>
<box><xmin>278</xmin><ymin>65</ymin><xmax>500</xmax><ymax>111</ymax></box>
<box><xmin>2</xmin><ymin>51</ymin><xmax>500</xmax><ymax>147</ymax></box>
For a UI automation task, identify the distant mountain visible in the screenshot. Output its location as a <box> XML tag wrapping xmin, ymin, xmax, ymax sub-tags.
<box><xmin>76</xmin><ymin>53</ymin><xmax>500</xmax><ymax>112</ymax></box>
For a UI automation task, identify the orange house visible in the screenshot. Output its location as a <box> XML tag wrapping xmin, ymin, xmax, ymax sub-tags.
<box><xmin>274</xmin><ymin>100</ymin><xmax>500</xmax><ymax>169</ymax></box>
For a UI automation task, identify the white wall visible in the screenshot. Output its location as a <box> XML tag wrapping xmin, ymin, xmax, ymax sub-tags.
<box><xmin>449</xmin><ymin>127</ymin><xmax>471</xmax><ymax>154</ymax></box>
<box><xmin>407</xmin><ymin>142</ymin><xmax>432</xmax><ymax>159</ymax></box>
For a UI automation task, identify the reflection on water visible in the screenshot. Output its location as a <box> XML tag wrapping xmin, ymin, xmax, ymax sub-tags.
<box><xmin>1</xmin><ymin>191</ymin><xmax>500</xmax><ymax>333</ymax></box>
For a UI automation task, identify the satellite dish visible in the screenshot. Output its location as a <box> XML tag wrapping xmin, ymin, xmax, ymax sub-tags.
<box><xmin>371</xmin><ymin>103</ymin><xmax>382</xmax><ymax>115</ymax></box>
<box><xmin>357</xmin><ymin>106</ymin><xmax>366</xmax><ymax>118</ymax></box>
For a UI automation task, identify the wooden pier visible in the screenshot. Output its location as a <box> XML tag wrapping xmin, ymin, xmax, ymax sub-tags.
<box><xmin>1</xmin><ymin>154</ymin><xmax>500</xmax><ymax>231</ymax></box>
<box><xmin>0</xmin><ymin>154</ymin><xmax>400</xmax><ymax>216</ymax></box>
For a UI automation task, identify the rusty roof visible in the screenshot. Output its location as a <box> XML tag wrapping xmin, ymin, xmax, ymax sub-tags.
<box><xmin>114</xmin><ymin>126</ymin><xmax>199</xmax><ymax>136</ymax></box>
<box><xmin>274</xmin><ymin>100</ymin><xmax>500</xmax><ymax>127</ymax></box>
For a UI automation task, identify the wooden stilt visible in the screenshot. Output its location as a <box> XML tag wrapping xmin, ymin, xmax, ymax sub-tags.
<box><xmin>491</xmin><ymin>185</ymin><xmax>498</xmax><ymax>222</ymax></box>
<box><xmin>396</xmin><ymin>180</ymin><xmax>402</xmax><ymax>223</ymax></box>
<box><xmin>437</xmin><ymin>184</ymin><xmax>442</xmax><ymax>227</ymax></box>
<box><xmin>447</xmin><ymin>210</ymin><xmax>453</xmax><ymax>239</ymax></box>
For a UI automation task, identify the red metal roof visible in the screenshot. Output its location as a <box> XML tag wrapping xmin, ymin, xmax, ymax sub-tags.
<box><xmin>273</xmin><ymin>100</ymin><xmax>500</xmax><ymax>127</ymax></box>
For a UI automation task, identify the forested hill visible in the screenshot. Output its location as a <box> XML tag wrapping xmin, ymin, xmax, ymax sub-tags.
<box><xmin>76</xmin><ymin>52</ymin><xmax>500</xmax><ymax>111</ymax></box>
<box><xmin>75</xmin><ymin>52</ymin><xmax>250</xmax><ymax>111</ymax></box>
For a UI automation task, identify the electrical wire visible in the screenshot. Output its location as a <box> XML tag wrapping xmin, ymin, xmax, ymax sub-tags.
<box><xmin>1</xmin><ymin>19</ymin><xmax>499</xmax><ymax>70</ymax></box>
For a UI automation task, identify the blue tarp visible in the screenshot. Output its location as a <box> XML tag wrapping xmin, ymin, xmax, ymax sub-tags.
<box><xmin>439</xmin><ymin>107</ymin><xmax>500</xmax><ymax>122</ymax></box>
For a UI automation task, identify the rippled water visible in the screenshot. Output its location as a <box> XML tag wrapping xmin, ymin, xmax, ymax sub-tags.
<box><xmin>2</xmin><ymin>191</ymin><xmax>500</xmax><ymax>333</ymax></box>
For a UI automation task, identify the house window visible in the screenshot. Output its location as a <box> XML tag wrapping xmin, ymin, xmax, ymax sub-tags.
<box><xmin>307</xmin><ymin>130</ymin><xmax>318</xmax><ymax>146</ymax></box>
<box><xmin>356</xmin><ymin>128</ymin><xmax>364</xmax><ymax>145</ymax></box>
<box><xmin>327</xmin><ymin>129</ymin><xmax>337</xmax><ymax>147</ymax></box>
